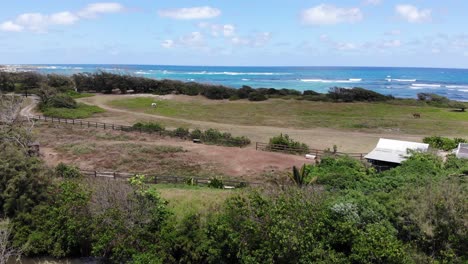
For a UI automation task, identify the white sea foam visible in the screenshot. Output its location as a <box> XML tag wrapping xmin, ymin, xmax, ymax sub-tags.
<box><xmin>241</xmin><ymin>78</ymin><xmax>250</xmax><ymax>81</ymax></box>
<box><xmin>300</xmin><ymin>78</ymin><xmax>361</xmax><ymax>83</ymax></box>
<box><xmin>386</xmin><ymin>78</ymin><xmax>416</xmax><ymax>82</ymax></box>
<box><xmin>446</xmin><ymin>85</ymin><xmax>468</xmax><ymax>89</ymax></box>
<box><xmin>187</xmin><ymin>78</ymin><xmax>195</xmax><ymax>81</ymax></box>
<box><xmin>135</xmin><ymin>71</ymin><xmax>151</xmax><ymax>75</ymax></box>
<box><xmin>459</xmin><ymin>89</ymin><xmax>468</xmax><ymax>93</ymax></box>
<box><xmin>411</xmin><ymin>84</ymin><xmax>441</xmax><ymax>89</ymax></box>
<box><xmin>186</xmin><ymin>71</ymin><xmax>290</xmax><ymax>76</ymax></box>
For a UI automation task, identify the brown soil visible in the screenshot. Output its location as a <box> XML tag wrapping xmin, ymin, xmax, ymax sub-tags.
<box><xmin>35</xmin><ymin>124</ymin><xmax>306</xmax><ymax>181</ymax></box>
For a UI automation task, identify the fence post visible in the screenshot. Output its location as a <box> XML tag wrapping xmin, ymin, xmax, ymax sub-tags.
<box><xmin>72</xmin><ymin>119</ymin><xmax>75</xmax><ymax>125</ymax></box>
<box><xmin>112</xmin><ymin>124</ymin><xmax>114</xmax><ymax>130</ymax></box>
<box><xmin>113</xmin><ymin>172</ymin><xmax>116</xmax><ymax>179</ymax></box>
<box><xmin>104</xmin><ymin>123</ymin><xmax>106</xmax><ymax>130</ymax></box>
<box><xmin>94</xmin><ymin>171</ymin><xmax>97</xmax><ymax>177</ymax></box>
<box><xmin>87</xmin><ymin>121</ymin><xmax>90</xmax><ymax>128</ymax></box>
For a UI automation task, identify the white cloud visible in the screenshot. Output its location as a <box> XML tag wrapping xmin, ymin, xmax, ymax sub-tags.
<box><xmin>50</xmin><ymin>11</ymin><xmax>79</xmax><ymax>25</ymax></box>
<box><xmin>364</xmin><ymin>0</ymin><xmax>382</xmax><ymax>5</ymax></box>
<box><xmin>336</xmin><ymin>42</ymin><xmax>358</xmax><ymax>51</ymax></box>
<box><xmin>158</xmin><ymin>6</ymin><xmax>221</xmax><ymax>20</ymax></box>
<box><xmin>161</xmin><ymin>39</ymin><xmax>174</xmax><ymax>49</ymax></box>
<box><xmin>198</xmin><ymin>23</ymin><xmax>236</xmax><ymax>37</ymax></box>
<box><xmin>431</xmin><ymin>48</ymin><xmax>440</xmax><ymax>54</ymax></box>
<box><xmin>0</xmin><ymin>21</ymin><xmax>23</xmax><ymax>32</ymax></box>
<box><xmin>0</xmin><ymin>2</ymin><xmax>125</xmax><ymax>33</ymax></box>
<box><xmin>223</xmin><ymin>24</ymin><xmax>235</xmax><ymax>37</ymax></box>
<box><xmin>231</xmin><ymin>36</ymin><xmax>250</xmax><ymax>46</ymax></box>
<box><xmin>230</xmin><ymin>32</ymin><xmax>272</xmax><ymax>47</ymax></box>
<box><xmin>78</xmin><ymin>3</ymin><xmax>125</xmax><ymax>18</ymax></box>
<box><xmin>395</xmin><ymin>4</ymin><xmax>431</xmax><ymax>23</ymax></box>
<box><xmin>301</xmin><ymin>4</ymin><xmax>363</xmax><ymax>25</ymax></box>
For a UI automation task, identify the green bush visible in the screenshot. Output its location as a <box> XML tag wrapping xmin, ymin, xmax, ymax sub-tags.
<box><xmin>55</xmin><ymin>163</ymin><xmax>81</xmax><ymax>178</ymax></box>
<box><xmin>190</xmin><ymin>129</ymin><xmax>202</xmax><ymax>139</ymax></box>
<box><xmin>268</xmin><ymin>133</ymin><xmax>309</xmax><ymax>154</ymax></box>
<box><xmin>47</xmin><ymin>94</ymin><xmax>77</xmax><ymax>109</ymax></box>
<box><xmin>132</xmin><ymin>122</ymin><xmax>165</xmax><ymax>133</ymax></box>
<box><xmin>173</xmin><ymin>127</ymin><xmax>190</xmax><ymax>138</ymax></box>
<box><xmin>207</xmin><ymin>177</ymin><xmax>224</xmax><ymax>189</ymax></box>
<box><xmin>423</xmin><ymin>136</ymin><xmax>467</xmax><ymax>151</ymax></box>
<box><xmin>248</xmin><ymin>91</ymin><xmax>268</xmax><ymax>101</ymax></box>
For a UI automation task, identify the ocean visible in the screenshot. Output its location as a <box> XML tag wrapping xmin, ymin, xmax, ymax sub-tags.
<box><xmin>7</xmin><ymin>64</ymin><xmax>468</xmax><ymax>101</ymax></box>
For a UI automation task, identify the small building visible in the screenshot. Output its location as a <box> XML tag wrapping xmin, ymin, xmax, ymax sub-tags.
<box><xmin>455</xmin><ymin>143</ymin><xmax>468</xmax><ymax>159</ymax></box>
<box><xmin>365</xmin><ymin>138</ymin><xmax>429</xmax><ymax>170</ymax></box>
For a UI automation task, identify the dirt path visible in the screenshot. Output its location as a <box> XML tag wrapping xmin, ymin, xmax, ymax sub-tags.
<box><xmin>19</xmin><ymin>96</ymin><xmax>38</xmax><ymax>117</ymax></box>
<box><xmin>80</xmin><ymin>94</ymin><xmax>424</xmax><ymax>153</ymax></box>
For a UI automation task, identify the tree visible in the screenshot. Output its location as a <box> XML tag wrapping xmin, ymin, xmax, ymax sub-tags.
<box><xmin>0</xmin><ymin>219</ymin><xmax>21</xmax><ymax>264</ymax></box>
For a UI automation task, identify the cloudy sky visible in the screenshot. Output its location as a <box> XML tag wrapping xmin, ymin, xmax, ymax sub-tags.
<box><xmin>1</xmin><ymin>0</ymin><xmax>467</xmax><ymax>68</ymax></box>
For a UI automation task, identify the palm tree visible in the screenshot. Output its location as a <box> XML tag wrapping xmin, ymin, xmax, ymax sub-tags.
<box><xmin>289</xmin><ymin>164</ymin><xmax>317</xmax><ymax>187</ymax></box>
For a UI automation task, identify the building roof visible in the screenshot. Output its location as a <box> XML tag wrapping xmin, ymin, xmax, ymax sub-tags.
<box><xmin>456</xmin><ymin>143</ymin><xmax>468</xmax><ymax>159</ymax></box>
<box><xmin>365</xmin><ymin>138</ymin><xmax>429</xmax><ymax>164</ymax></box>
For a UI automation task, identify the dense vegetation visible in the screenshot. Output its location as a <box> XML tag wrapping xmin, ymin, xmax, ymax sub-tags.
<box><xmin>127</xmin><ymin>122</ymin><xmax>251</xmax><ymax>147</ymax></box>
<box><xmin>423</xmin><ymin>136</ymin><xmax>467</xmax><ymax>151</ymax></box>
<box><xmin>2</xmin><ymin>71</ymin><xmax>467</xmax><ymax>108</ymax></box>
<box><xmin>268</xmin><ymin>134</ymin><xmax>310</xmax><ymax>154</ymax></box>
<box><xmin>1</xmin><ymin>74</ymin><xmax>468</xmax><ymax>263</ymax></box>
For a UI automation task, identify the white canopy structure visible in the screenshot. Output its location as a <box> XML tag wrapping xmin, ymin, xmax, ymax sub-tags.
<box><xmin>365</xmin><ymin>138</ymin><xmax>429</xmax><ymax>164</ymax></box>
<box><xmin>455</xmin><ymin>143</ymin><xmax>468</xmax><ymax>159</ymax></box>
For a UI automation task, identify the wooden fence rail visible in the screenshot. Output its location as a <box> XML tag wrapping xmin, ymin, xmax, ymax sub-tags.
<box><xmin>80</xmin><ymin>169</ymin><xmax>262</xmax><ymax>188</ymax></box>
<box><xmin>255</xmin><ymin>142</ymin><xmax>365</xmax><ymax>160</ymax></box>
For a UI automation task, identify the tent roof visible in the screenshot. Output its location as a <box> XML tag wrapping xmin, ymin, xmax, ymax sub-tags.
<box><xmin>365</xmin><ymin>138</ymin><xmax>429</xmax><ymax>164</ymax></box>
<box><xmin>456</xmin><ymin>143</ymin><xmax>468</xmax><ymax>159</ymax></box>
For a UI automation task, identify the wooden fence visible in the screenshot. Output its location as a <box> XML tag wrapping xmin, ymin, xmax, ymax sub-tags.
<box><xmin>80</xmin><ymin>169</ymin><xmax>262</xmax><ymax>188</ymax></box>
<box><xmin>255</xmin><ymin>142</ymin><xmax>365</xmax><ymax>160</ymax></box>
<box><xmin>30</xmin><ymin>115</ymin><xmax>162</xmax><ymax>134</ymax></box>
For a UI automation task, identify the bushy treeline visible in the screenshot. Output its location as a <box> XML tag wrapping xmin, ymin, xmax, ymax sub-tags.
<box><xmin>128</xmin><ymin>122</ymin><xmax>251</xmax><ymax>147</ymax></box>
<box><xmin>3</xmin><ymin>71</ymin><xmax>468</xmax><ymax>108</ymax></box>
<box><xmin>1</xmin><ymin>71</ymin><xmax>397</xmax><ymax>103</ymax></box>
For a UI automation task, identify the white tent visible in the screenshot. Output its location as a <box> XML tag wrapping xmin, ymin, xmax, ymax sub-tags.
<box><xmin>365</xmin><ymin>138</ymin><xmax>429</xmax><ymax>164</ymax></box>
<box><xmin>455</xmin><ymin>143</ymin><xmax>468</xmax><ymax>159</ymax></box>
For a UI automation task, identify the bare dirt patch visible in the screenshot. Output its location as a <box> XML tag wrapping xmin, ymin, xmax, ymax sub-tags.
<box><xmin>35</xmin><ymin>123</ymin><xmax>306</xmax><ymax>181</ymax></box>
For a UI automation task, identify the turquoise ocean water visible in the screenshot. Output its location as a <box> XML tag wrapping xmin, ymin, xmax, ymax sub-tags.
<box><xmin>13</xmin><ymin>64</ymin><xmax>468</xmax><ymax>101</ymax></box>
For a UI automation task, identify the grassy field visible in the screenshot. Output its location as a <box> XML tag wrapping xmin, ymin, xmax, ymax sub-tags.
<box><xmin>155</xmin><ymin>184</ymin><xmax>235</xmax><ymax>221</ymax></box>
<box><xmin>41</xmin><ymin>103</ymin><xmax>105</xmax><ymax>119</ymax></box>
<box><xmin>108</xmin><ymin>97</ymin><xmax>468</xmax><ymax>135</ymax></box>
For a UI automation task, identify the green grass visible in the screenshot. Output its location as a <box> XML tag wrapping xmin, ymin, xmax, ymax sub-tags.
<box><xmin>41</xmin><ymin>103</ymin><xmax>104</xmax><ymax>119</ymax></box>
<box><xmin>66</xmin><ymin>91</ymin><xmax>95</xmax><ymax>99</ymax></box>
<box><xmin>108</xmin><ymin>97</ymin><xmax>468</xmax><ymax>135</ymax></box>
<box><xmin>155</xmin><ymin>184</ymin><xmax>235</xmax><ymax>221</ymax></box>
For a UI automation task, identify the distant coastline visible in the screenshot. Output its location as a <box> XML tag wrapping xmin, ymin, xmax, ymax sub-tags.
<box><xmin>2</xmin><ymin>64</ymin><xmax>468</xmax><ymax>101</ymax></box>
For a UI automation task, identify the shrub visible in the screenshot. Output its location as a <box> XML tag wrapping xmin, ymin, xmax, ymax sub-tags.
<box><xmin>208</xmin><ymin>178</ymin><xmax>224</xmax><ymax>189</ymax></box>
<box><xmin>328</xmin><ymin>87</ymin><xmax>391</xmax><ymax>102</ymax></box>
<box><xmin>132</xmin><ymin>122</ymin><xmax>165</xmax><ymax>133</ymax></box>
<box><xmin>268</xmin><ymin>134</ymin><xmax>309</xmax><ymax>154</ymax></box>
<box><xmin>55</xmin><ymin>163</ymin><xmax>81</xmax><ymax>178</ymax></box>
<box><xmin>248</xmin><ymin>92</ymin><xmax>267</xmax><ymax>101</ymax></box>
<box><xmin>47</xmin><ymin>94</ymin><xmax>77</xmax><ymax>109</ymax></box>
<box><xmin>173</xmin><ymin>127</ymin><xmax>190</xmax><ymax>138</ymax></box>
<box><xmin>423</xmin><ymin>136</ymin><xmax>467</xmax><ymax>151</ymax></box>
<box><xmin>190</xmin><ymin>129</ymin><xmax>202</xmax><ymax>140</ymax></box>
<box><xmin>303</xmin><ymin>90</ymin><xmax>320</xmax><ymax>96</ymax></box>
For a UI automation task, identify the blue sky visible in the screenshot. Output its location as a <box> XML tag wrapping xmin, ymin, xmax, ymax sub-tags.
<box><xmin>1</xmin><ymin>0</ymin><xmax>467</xmax><ymax>68</ymax></box>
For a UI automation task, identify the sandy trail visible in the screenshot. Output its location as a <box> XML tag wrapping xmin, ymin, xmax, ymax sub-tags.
<box><xmin>80</xmin><ymin>94</ymin><xmax>423</xmax><ymax>153</ymax></box>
